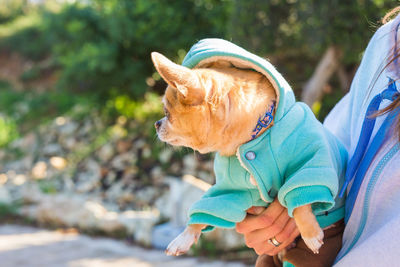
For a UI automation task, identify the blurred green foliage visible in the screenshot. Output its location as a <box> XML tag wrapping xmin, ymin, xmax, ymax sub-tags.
<box><xmin>0</xmin><ymin>0</ymin><xmax>27</xmax><ymax>24</ymax></box>
<box><xmin>0</xmin><ymin>78</ymin><xmax>92</xmax><ymax>147</ymax></box>
<box><xmin>231</xmin><ymin>0</ymin><xmax>394</xmax><ymax>62</ymax></box>
<box><xmin>0</xmin><ymin>83</ymin><xmax>89</xmax><ymax>127</ymax></box>
<box><xmin>0</xmin><ymin>0</ymin><xmax>232</xmax><ymax>99</ymax></box>
<box><xmin>0</xmin><ymin>202</ymin><xmax>19</xmax><ymax>219</ymax></box>
<box><xmin>0</xmin><ymin>0</ymin><xmax>397</xmax><ymax>128</ymax></box>
<box><xmin>0</xmin><ymin>115</ymin><xmax>19</xmax><ymax>147</ymax></box>
<box><xmin>0</xmin><ymin>78</ymin><xmax>163</xmax><ymax>148</ymax></box>
<box><xmin>230</xmin><ymin>1</ymin><xmax>397</xmax><ymax>94</ymax></box>
<box><xmin>106</xmin><ymin>93</ymin><xmax>162</xmax><ymax>122</ymax></box>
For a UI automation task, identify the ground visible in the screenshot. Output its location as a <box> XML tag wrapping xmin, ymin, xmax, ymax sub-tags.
<box><xmin>0</xmin><ymin>224</ymin><xmax>250</xmax><ymax>267</ymax></box>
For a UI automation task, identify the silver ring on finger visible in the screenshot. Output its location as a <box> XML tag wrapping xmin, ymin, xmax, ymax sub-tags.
<box><xmin>268</xmin><ymin>236</ymin><xmax>281</xmax><ymax>247</ymax></box>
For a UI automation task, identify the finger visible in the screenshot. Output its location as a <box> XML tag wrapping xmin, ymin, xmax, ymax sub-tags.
<box><xmin>269</xmin><ymin>220</ymin><xmax>300</xmax><ymax>255</ymax></box>
<box><xmin>236</xmin><ymin>199</ymin><xmax>285</xmax><ymax>233</ymax></box>
<box><xmin>253</xmin><ymin>218</ymin><xmax>299</xmax><ymax>256</ymax></box>
<box><xmin>246</xmin><ymin>206</ymin><xmax>266</xmax><ymax>216</ymax></box>
<box><xmin>264</xmin><ymin>207</ymin><xmax>292</xmax><ymax>238</ymax></box>
<box><xmin>243</xmin><ymin>209</ymin><xmax>290</xmax><ymax>245</ymax></box>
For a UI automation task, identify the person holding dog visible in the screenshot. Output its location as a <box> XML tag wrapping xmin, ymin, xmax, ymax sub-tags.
<box><xmin>236</xmin><ymin>7</ymin><xmax>400</xmax><ymax>267</ymax></box>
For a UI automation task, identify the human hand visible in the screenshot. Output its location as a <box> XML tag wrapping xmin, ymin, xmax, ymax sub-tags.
<box><xmin>235</xmin><ymin>198</ymin><xmax>300</xmax><ymax>255</ymax></box>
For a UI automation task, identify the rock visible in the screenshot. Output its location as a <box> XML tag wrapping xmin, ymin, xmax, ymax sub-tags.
<box><xmin>54</xmin><ymin>116</ymin><xmax>67</xmax><ymax>126</ymax></box>
<box><xmin>111</xmin><ymin>153</ymin><xmax>136</xmax><ymax>170</ymax></box>
<box><xmin>121</xmin><ymin>167</ymin><xmax>138</xmax><ymax>183</ymax></box>
<box><xmin>21</xmin><ymin>194</ymin><xmax>125</xmax><ymax>234</ymax></box>
<box><xmin>78</xmin><ymin>119</ymin><xmax>93</xmax><ymax>136</ymax></box>
<box><xmin>0</xmin><ymin>186</ymin><xmax>11</xmax><ymax>204</ymax></box>
<box><xmin>169</xmin><ymin>162</ymin><xmax>181</xmax><ymax>174</ymax></box>
<box><xmin>0</xmin><ymin>105</ymin><xmax>245</xmax><ymax>253</ymax></box>
<box><xmin>97</xmin><ymin>211</ymin><xmax>124</xmax><ymax>233</ymax></box>
<box><xmin>77</xmin><ymin>201</ymin><xmax>109</xmax><ymax>229</ymax></box>
<box><xmin>98</xmin><ymin>143</ymin><xmax>115</xmax><ymax>162</ymax></box>
<box><xmin>10</xmin><ymin>133</ymin><xmax>36</xmax><ymax>152</ymax></box>
<box><xmin>151</xmin><ymin>222</ymin><xmax>185</xmax><ymax>249</ymax></box>
<box><xmin>42</xmin><ymin>144</ymin><xmax>63</xmax><ymax>156</ymax></box>
<box><xmin>75</xmin><ymin>159</ymin><xmax>102</xmax><ymax>193</ymax></box>
<box><xmin>27</xmin><ymin>194</ymin><xmax>86</xmax><ymax>226</ymax></box>
<box><xmin>183</xmin><ymin>154</ymin><xmax>197</xmax><ymax>174</ymax></box>
<box><xmin>116</xmin><ymin>140</ymin><xmax>132</xmax><ymax>154</ymax></box>
<box><xmin>142</xmin><ymin>146</ymin><xmax>152</xmax><ymax>159</ymax></box>
<box><xmin>104</xmin><ymin>170</ymin><xmax>117</xmax><ymax>186</ymax></box>
<box><xmin>200</xmin><ymin>160</ymin><xmax>214</xmax><ymax>173</ymax></box>
<box><xmin>205</xmin><ymin>228</ymin><xmax>245</xmax><ymax>250</ymax></box>
<box><xmin>57</xmin><ymin>120</ymin><xmax>78</xmax><ymax>136</ymax></box>
<box><xmin>4</xmin><ymin>170</ymin><xmax>16</xmax><ymax>182</ymax></box>
<box><xmin>159</xmin><ymin>148</ymin><xmax>173</xmax><ymax>164</ymax></box>
<box><xmin>134</xmin><ymin>139</ymin><xmax>146</xmax><ymax>149</ymax></box>
<box><xmin>62</xmin><ymin>175</ymin><xmax>76</xmax><ymax>192</ymax></box>
<box><xmin>118</xmin><ymin>209</ymin><xmax>160</xmax><ymax>246</ymax></box>
<box><xmin>23</xmin><ymin>193</ymin><xmax>161</xmax><ymax>246</ymax></box>
<box><xmin>0</xmin><ymin>174</ymin><xmax>8</xmax><ymax>185</ymax></box>
<box><xmin>59</xmin><ymin>136</ymin><xmax>77</xmax><ymax>150</ymax></box>
<box><xmin>5</xmin><ymin>156</ymin><xmax>33</xmax><ymax>173</ymax></box>
<box><xmin>49</xmin><ymin>157</ymin><xmax>67</xmax><ymax>170</ymax></box>
<box><xmin>155</xmin><ymin>175</ymin><xmax>244</xmax><ymax>250</ymax></box>
<box><xmin>12</xmin><ymin>174</ymin><xmax>27</xmax><ymax>186</ymax></box>
<box><xmin>197</xmin><ymin>170</ymin><xmax>215</xmax><ymax>184</ymax></box>
<box><xmin>155</xmin><ymin>175</ymin><xmax>210</xmax><ymax>226</ymax></box>
<box><xmin>105</xmin><ymin>181</ymin><xmax>124</xmax><ymax>202</ymax></box>
<box><xmin>32</xmin><ymin>161</ymin><xmax>47</xmax><ymax>179</ymax></box>
<box><xmin>150</xmin><ymin>166</ymin><xmax>164</xmax><ymax>183</ymax></box>
<box><xmin>116</xmin><ymin>190</ymin><xmax>135</xmax><ymax>205</ymax></box>
<box><xmin>135</xmin><ymin>187</ymin><xmax>159</xmax><ymax>206</ymax></box>
<box><xmin>19</xmin><ymin>183</ymin><xmax>43</xmax><ymax>203</ymax></box>
<box><xmin>75</xmin><ymin>177</ymin><xmax>96</xmax><ymax>193</ymax></box>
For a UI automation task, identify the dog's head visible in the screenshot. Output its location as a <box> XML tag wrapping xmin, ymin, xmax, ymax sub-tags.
<box><xmin>151</xmin><ymin>52</ymin><xmax>276</xmax><ymax>156</ymax></box>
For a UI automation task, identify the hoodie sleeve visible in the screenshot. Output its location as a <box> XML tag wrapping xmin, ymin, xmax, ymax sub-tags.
<box><xmin>276</xmin><ymin>104</ymin><xmax>346</xmax><ymax>217</ymax></box>
<box><xmin>188</xmin><ymin>186</ymin><xmax>254</xmax><ymax>231</ymax></box>
<box><xmin>187</xmin><ymin>155</ymin><xmax>256</xmax><ymax>232</ymax></box>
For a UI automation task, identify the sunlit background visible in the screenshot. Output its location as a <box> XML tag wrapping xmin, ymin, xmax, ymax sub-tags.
<box><xmin>0</xmin><ymin>0</ymin><xmax>397</xmax><ymax>266</ymax></box>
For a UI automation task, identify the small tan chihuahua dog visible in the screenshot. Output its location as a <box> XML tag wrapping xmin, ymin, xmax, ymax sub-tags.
<box><xmin>151</xmin><ymin>51</ymin><xmax>326</xmax><ymax>256</ymax></box>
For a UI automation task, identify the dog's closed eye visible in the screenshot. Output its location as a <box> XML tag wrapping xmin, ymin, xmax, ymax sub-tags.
<box><xmin>164</xmin><ymin>107</ymin><xmax>171</xmax><ymax>120</ymax></box>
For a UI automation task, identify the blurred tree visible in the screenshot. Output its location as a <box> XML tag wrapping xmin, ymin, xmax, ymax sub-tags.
<box><xmin>0</xmin><ymin>0</ymin><xmax>397</xmax><ymax>115</ymax></box>
<box><xmin>41</xmin><ymin>0</ymin><xmax>233</xmax><ymax>99</ymax></box>
<box><xmin>0</xmin><ymin>0</ymin><xmax>28</xmax><ymax>23</ymax></box>
<box><xmin>229</xmin><ymin>0</ymin><xmax>397</xmax><ymax>110</ymax></box>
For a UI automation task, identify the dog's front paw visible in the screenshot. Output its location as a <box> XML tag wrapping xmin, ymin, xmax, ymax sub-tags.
<box><xmin>302</xmin><ymin>228</ymin><xmax>324</xmax><ymax>254</ymax></box>
<box><xmin>165</xmin><ymin>229</ymin><xmax>200</xmax><ymax>256</ymax></box>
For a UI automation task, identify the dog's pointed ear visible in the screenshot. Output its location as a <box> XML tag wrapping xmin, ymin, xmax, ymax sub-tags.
<box><xmin>151</xmin><ymin>52</ymin><xmax>204</xmax><ymax>105</ymax></box>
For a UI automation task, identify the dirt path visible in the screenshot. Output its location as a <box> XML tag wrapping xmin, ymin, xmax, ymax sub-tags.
<box><xmin>0</xmin><ymin>224</ymin><xmax>249</xmax><ymax>267</ymax></box>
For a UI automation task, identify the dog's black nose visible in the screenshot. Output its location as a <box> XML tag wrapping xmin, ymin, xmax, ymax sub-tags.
<box><xmin>154</xmin><ymin>120</ymin><xmax>162</xmax><ymax>130</ymax></box>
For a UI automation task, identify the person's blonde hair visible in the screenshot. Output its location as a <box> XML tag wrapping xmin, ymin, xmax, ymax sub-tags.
<box><xmin>382</xmin><ymin>6</ymin><xmax>400</xmax><ymax>24</ymax></box>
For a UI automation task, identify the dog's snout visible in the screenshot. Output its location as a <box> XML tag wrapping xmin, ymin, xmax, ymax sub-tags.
<box><xmin>154</xmin><ymin>120</ymin><xmax>162</xmax><ymax>130</ymax></box>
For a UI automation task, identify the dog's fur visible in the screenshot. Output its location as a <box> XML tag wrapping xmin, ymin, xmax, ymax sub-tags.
<box><xmin>151</xmin><ymin>52</ymin><xmax>324</xmax><ymax>256</ymax></box>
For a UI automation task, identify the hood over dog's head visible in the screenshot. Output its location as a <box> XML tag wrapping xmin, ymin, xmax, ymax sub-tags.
<box><xmin>151</xmin><ymin>38</ymin><xmax>297</xmax><ymax>156</ymax></box>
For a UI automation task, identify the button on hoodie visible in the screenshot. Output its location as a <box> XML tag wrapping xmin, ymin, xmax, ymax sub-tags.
<box><xmin>245</xmin><ymin>151</ymin><xmax>256</xmax><ymax>160</ymax></box>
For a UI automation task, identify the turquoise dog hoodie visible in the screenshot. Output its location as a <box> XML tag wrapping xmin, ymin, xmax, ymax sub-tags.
<box><xmin>180</xmin><ymin>38</ymin><xmax>347</xmax><ymax>231</ymax></box>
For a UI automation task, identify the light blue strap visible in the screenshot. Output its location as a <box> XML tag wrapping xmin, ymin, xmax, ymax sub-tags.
<box><xmin>339</xmin><ymin>92</ymin><xmax>383</xmax><ymax>197</ymax></box>
<box><xmin>339</xmin><ymin>78</ymin><xmax>399</xmax><ymax>198</ymax></box>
